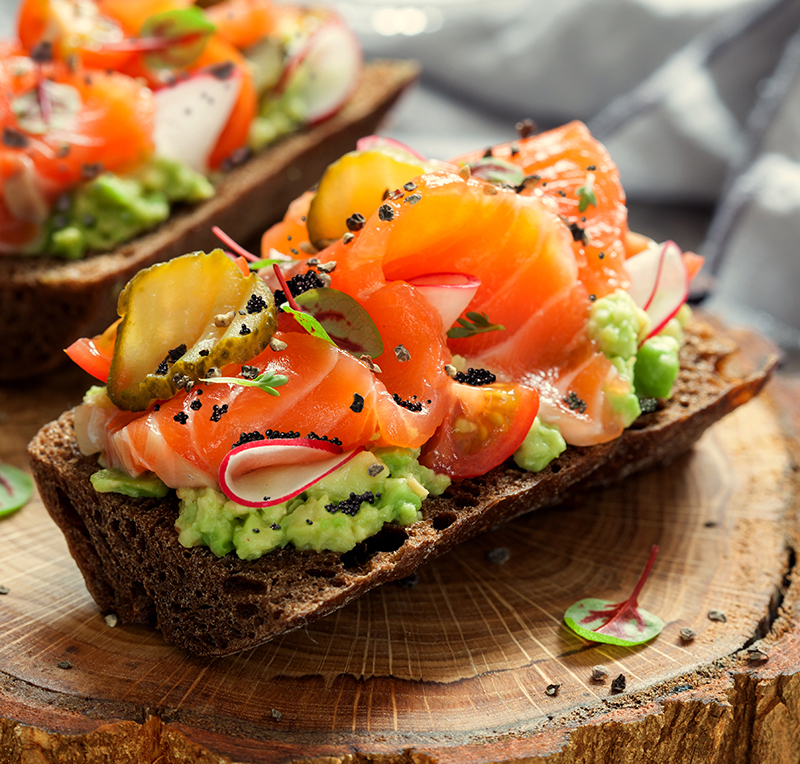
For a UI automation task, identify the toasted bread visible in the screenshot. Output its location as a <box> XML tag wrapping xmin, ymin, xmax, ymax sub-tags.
<box><xmin>0</xmin><ymin>60</ymin><xmax>419</xmax><ymax>382</ymax></box>
<box><xmin>27</xmin><ymin>317</ymin><xmax>778</xmax><ymax>656</ymax></box>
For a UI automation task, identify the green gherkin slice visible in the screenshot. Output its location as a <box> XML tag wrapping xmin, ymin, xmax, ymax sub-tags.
<box><xmin>107</xmin><ymin>250</ymin><xmax>277</xmax><ymax>411</ymax></box>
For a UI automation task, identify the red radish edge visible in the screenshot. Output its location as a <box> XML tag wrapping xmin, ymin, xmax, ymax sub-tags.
<box><xmin>356</xmin><ymin>135</ymin><xmax>427</xmax><ymax>162</ymax></box>
<box><xmin>275</xmin><ymin>14</ymin><xmax>362</xmax><ymax>125</ymax></box>
<box><xmin>623</xmin><ymin>241</ymin><xmax>690</xmax><ymax>342</ymax></box>
<box><xmin>407</xmin><ymin>273</ymin><xmax>481</xmax><ymax>330</ymax></box>
<box><xmin>219</xmin><ymin>438</ymin><xmax>364</xmax><ymax>507</ymax></box>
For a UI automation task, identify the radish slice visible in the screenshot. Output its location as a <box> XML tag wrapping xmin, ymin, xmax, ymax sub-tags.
<box><xmin>356</xmin><ymin>135</ymin><xmax>427</xmax><ymax>162</ymax></box>
<box><xmin>277</xmin><ymin>16</ymin><xmax>362</xmax><ymax>125</ymax></box>
<box><xmin>153</xmin><ymin>67</ymin><xmax>243</xmax><ymax>173</ymax></box>
<box><xmin>624</xmin><ymin>240</ymin><xmax>690</xmax><ymax>340</ymax></box>
<box><xmin>220</xmin><ymin>438</ymin><xmax>363</xmax><ymax>507</ymax></box>
<box><xmin>407</xmin><ymin>273</ymin><xmax>481</xmax><ymax>331</ymax></box>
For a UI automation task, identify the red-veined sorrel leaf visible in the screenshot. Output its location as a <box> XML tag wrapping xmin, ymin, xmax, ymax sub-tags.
<box><xmin>0</xmin><ymin>464</ymin><xmax>34</xmax><ymax>518</ymax></box>
<box><xmin>294</xmin><ymin>288</ymin><xmax>384</xmax><ymax>358</ymax></box>
<box><xmin>141</xmin><ymin>7</ymin><xmax>215</xmax><ymax>70</ymax></box>
<box><xmin>564</xmin><ymin>545</ymin><xmax>664</xmax><ymax>646</ymax></box>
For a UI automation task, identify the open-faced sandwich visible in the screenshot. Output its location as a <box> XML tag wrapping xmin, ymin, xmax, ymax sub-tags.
<box><xmin>28</xmin><ymin>123</ymin><xmax>777</xmax><ymax>656</ymax></box>
<box><xmin>0</xmin><ymin>0</ymin><xmax>418</xmax><ymax>380</ymax></box>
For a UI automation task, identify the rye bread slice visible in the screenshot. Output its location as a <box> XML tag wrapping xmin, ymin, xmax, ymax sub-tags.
<box><xmin>0</xmin><ymin>59</ymin><xmax>419</xmax><ymax>382</ymax></box>
<box><xmin>27</xmin><ymin>318</ymin><xmax>778</xmax><ymax>657</ymax></box>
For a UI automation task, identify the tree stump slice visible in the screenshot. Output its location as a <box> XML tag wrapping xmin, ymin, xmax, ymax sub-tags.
<box><xmin>1</xmin><ymin>327</ymin><xmax>799</xmax><ymax>764</ymax></box>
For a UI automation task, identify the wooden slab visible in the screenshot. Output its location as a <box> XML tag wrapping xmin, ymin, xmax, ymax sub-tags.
<box><xmin>1</xmin><ymin>332</ymin><xmax>799</xmax><ymax>763</ymax></box>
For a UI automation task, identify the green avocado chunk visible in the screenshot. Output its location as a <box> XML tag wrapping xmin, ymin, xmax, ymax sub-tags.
<box><xmin>42</xmin><ymin>157</ymin><xmax>213</xmax><ymax>260</ymax></box>
<box><xmin>90</xmin><ymin>468</ymin><xmax>170</xmax><ymax>498</ymax></box>
<box><xmin>513</xmin><ymin>417</ymin><xmax>567</xmax><ymax>473</ymax></box>
<box><xmin>175</xmin><ymin>449</ymin><xmax>451</xmax><ymax>559</ymax></box>
<box><xmin>634</xmin><ymin>335</ymin><xmax>681</xmax><ymax>399</ymax></box>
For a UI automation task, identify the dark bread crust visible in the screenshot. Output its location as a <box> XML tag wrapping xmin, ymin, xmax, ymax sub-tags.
<box><xmin>27</xmin><ymin>318</ymin><xmax>778</xmax><ymax>656</ymax></box>
<box><xmin>0</xmin><ymin>60</ymin><xmax>419</xmax><ymax>382</ymax></box>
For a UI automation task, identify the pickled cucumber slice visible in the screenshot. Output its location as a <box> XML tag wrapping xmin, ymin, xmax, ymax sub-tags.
<box><xmin>107</xmin><ymin>250</ymin><xmax>277</xmax><ymax>411</ymax></box>
<box><xmin>306</xmin><ymin>148</ymin><xmax>432</xmax><ymax>247</ymax></box>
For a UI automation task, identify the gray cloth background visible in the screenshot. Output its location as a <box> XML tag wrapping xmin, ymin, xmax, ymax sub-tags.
<box><xmin>4</xmin><ymin>0</ymin><xmax>799</xmax><ymax>349</ymax></box>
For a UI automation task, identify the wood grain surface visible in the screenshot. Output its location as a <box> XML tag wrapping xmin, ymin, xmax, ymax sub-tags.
<box><xmin>1</xmin><ymin>330</ymin><xmax>799</xmax><ymax>763</ymax></box>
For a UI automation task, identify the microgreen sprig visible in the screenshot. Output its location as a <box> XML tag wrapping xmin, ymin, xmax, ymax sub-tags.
<box><xmin>447</xmin><ymin>311</ymin><xmax>505</xmax><ymax>339</ymax></box>
<box><xmin>576</xmin><ymin>172</ymin><xmax>597</xmax><ymax>213</ymax></box>
<box><xmin>563</xmin><ymin>545</ymin><xmax>664</xmax><ymax>647</ymax></box>
<box><xmin>203</xmin><ymin>369</ymin><xmax>289</xmax><ymax>396</ymax></box>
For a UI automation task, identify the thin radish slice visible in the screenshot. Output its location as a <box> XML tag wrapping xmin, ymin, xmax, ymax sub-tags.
<box><xmin>153</xmin><ymin>67</ymin><xmax>243</xmax><ymax>173</ymax></box>
<box><xmin>277</xmin><ymin>16</ymin><xmax>362</xmax><ymax>125</ymax></box>
<box><xmin>624</xmin><ymin>240</ymin><xmax>689</xmax><ymax>340</ymax></box>
<box><xmin>356</xmin><ymin>135</ymin><xmax>427</xmax><ymax>162</ymax></box>
<box><xmin>220</xmin><ymin>438</ymin><xmax>364</xmax><ymax>507</ymax></box>
<box><xmin>407</xmin><ymin>273</ymin><xmax>481</xmax><ymax>331</ymax></box>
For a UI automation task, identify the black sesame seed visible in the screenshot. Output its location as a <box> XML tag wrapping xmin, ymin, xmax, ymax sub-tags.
<box><xmin>31</xmin><ymin>41</ymin><xmax>54</xmax><ymax>64</ymax></box>
<box><xmin>487</xmin><ymin>547</ymin><xmax>511</xmax><ymax>564</ymax></box>
<box><xmin>209</xmin><ymin>61</ymin><xmax>235</xmax><ymax>80</ymax></box>
<box><xmin>346</xmin><ymin>213</ymin><xmax>366</xmax><ymax>231</ymax></box>
<box><xmin>2</xmin><ymin>126</ymin><xmax>29</xmax><ymax>149</ymax></box>
<box><xmin>516</xmin><ymin>118</ymin><xmax>537</xmax><ymax>138</ymax></box>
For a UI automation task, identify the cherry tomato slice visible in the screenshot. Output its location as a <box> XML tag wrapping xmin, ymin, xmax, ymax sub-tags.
<box><xmin>420</xmin><ymin>380</ymin><xmax>539</xmax><ymax>479</ymax></box>
<box><xmin>64</xmin><ymin>318</ymin><xmax>119</xmax><ymax>381</ymax></box>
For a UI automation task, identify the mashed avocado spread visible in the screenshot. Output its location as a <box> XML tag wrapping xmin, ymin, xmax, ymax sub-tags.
<box><xmin>42</xmin><ymin>157</ymin><xmax>214</xmax><ymax>260</ymax></box>
<box><xmin>174</xmin><ymin>449</ymin><xmax>450</xmax><ymax>559</ymax></box>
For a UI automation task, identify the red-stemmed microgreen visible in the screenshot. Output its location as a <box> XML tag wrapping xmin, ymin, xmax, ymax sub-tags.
<box><xmin>211</xmin><ymin>227</ymin><xmax>291</xmax><ymax>271</ymax></box>
<box><xmin>273</xmin><ymin>264</ymin><xmax>334</xmax><ymax>344</ymax></box>
<box><xmin>212</xmin><ymin>225</ymin><xmax>259</xmax><ymax>262</ymax></box>
<box><xmin>564</xmin><ymin>545</ymin><xmax>664</xmax><ymax>646</ymax></box>
<box><xmin>0</xmin><ymin>464</ymin><xmax>34</xmax><ymax>518</ymax></box>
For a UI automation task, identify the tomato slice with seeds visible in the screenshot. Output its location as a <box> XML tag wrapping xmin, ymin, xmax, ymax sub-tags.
<box><xmin>420</xmin><ymin>380</ymin><xmax>539</xmax><ymax>479</ymax></box>
<box><xmin>64</xmin><ymin>318</ymin><xmax>119</xmax><ymax>382</ymax></box>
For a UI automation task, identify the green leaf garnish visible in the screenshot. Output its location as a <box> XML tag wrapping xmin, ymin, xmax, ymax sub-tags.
<box><xmin>141</xmin><ymin>7</ymin><xmax>215</xmax><ymax>70</ymax></box>
<box><xmin>0</xmin><ymin>464</ymin><xmax>34</xmax><ymax>518</ymax></box>
<box><xmin>576</xmin><ymin>172</ymin><xmax>597</xmax><ymax>213</ymax></box>
<box><xmin>447</xmin><ymin>311</ymin><xmax>505</xmax><ymax>339</ymax></box>
<box><xmin>280</xmin><ymin>303</ymin><xmax>335</xmax><ymax>345</ymax></box>
<box><xmin>203</xmin><ymin>369</ymin><xmax>289</xmax><ymax>396</ymax></box>
<box><xmin>294</xmin><ymin>288</ymin><xmax>384</xmax><ymax>358</ymax></box>
<box><xmin>564</xmin><ymin>545</ymin><xmax>664</xmax><ymax>647</ymax></box>
<box><xmin>250</xmin><ymin>258</ymin><xmax>291</xmax><ymax>271</ymax></box>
